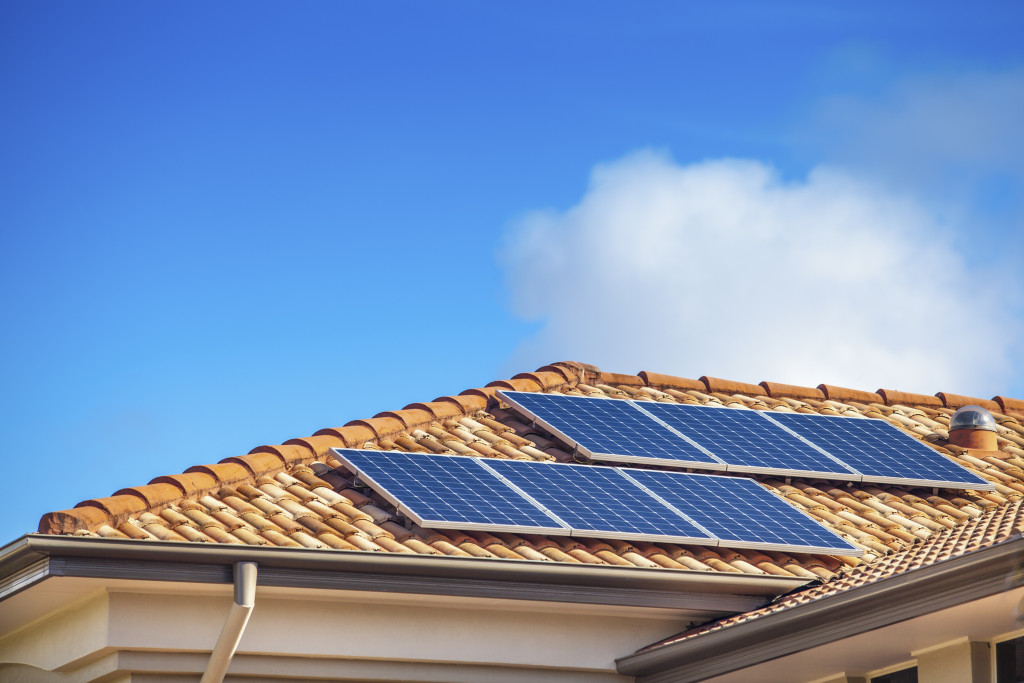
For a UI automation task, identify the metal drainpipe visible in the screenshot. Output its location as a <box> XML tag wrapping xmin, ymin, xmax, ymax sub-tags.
<box><xmin>201</xmin><ymin>561</ymin><xmax>258</xmax><ymax>683</ymax></box>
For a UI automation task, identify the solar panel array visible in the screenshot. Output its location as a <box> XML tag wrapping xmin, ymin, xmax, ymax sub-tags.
<box><xmin>333</xmin><ymin>448</ymin><xmax>863</xmax><ymax>555</ymax></box>
<box><xmin>498</xmin><ymin>391</ymin><xmax>993</xmax><ymax>490</ymax></box>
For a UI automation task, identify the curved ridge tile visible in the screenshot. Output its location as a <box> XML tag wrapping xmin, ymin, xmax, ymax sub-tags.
<box><xmin>700</xmin><ymin>376</ymin><xmax>767</xmax><ymax>396</ymax></box>
<box><xmin>936</xmin><ymin>392</ymin><xmax>1001</xmax><ymax>412</ymax></box>
<box><xmin>818</xmin><ymin>384</ymin><xmax>883</xmax><ymax>404</ymax></box>
<box><xmin>759</xmin><ymin>381</ymin><xmax>825</xmax><ymax>400</ymax></box>
<box><xmin>877</xmin><ymin>388</ymin><xmax>944</xmax><ymax>408</ymax></box>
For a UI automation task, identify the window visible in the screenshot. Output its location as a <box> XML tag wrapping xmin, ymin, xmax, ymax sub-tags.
<box><xmin>872</xmin><ymin>667</ymin><xmax>918</xmax><ymax>683</ymax></box>
<box><xmin>998</xmin><ymin>636</ymin><xmax>1024</xmax><ymax>683</ymax></box>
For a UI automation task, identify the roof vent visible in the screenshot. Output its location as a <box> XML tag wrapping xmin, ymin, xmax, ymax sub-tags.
<box><xmin>948</xmin><ymin>405</ymin><xmax>998</xmax><ymax>451</ymax></box>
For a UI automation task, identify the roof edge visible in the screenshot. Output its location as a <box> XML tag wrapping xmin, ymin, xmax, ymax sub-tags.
<box><xmin>2</xmin><ymin>534</ymin><xmax>811</xmax><ymax>612</ymax></box>
<box><xmin>36</xmin><ymin>363</ymin><xmax>592</xmax><ymax>536</ymax></box>
<box><xmin>616</xmin><ymin>535</ymin><xmax>1024</xmax><ymax>681</ymax></box>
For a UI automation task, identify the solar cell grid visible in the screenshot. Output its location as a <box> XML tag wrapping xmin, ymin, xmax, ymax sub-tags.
<box><xmin>333</xmin><ymin>449</ymin><xmax>567</xmax><ymax>532</ymax></box>
<box><xmin>500</xmin><ymin>391</ymin><xmax>723</xmax><ymax>467</ymax></box>
<box><xmin>482</xmin><ymin>458</ymin><xmax>715</xmax><ymax>543</ymax></box>
<box><xmin>638</xmin><ymin>402</ymin><xmax>858</xmax><ymax>479</ymax></box>
<box><xmin>765</xmin><ymin>412</ymin><xmax>994</xmax><ymax>489</ymax></box>
<box><xmin>623</xmin><ymin>469</ymin><xmax>861</xmax><ymax>555</ymax></box>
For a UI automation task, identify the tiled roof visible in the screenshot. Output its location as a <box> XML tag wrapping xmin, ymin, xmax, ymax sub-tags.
<box><xmin>638</xmin><ymin>492</ymin><xmax>1024</xmax><ymax>653</ymax></box>
<box><xmin>37</xmin><ymin>361</ymin><xmax>1024</xmax><ymax>585</ymax></box>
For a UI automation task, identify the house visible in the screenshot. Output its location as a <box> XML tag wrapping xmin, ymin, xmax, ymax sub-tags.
<box><xmin>1</xmin><ymin>361</ymin><xmax>1022</xmax><ymax>682</ymax></box>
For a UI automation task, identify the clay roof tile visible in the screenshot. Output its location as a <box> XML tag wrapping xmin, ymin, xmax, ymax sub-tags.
<box><xmin>700</xmin><ymin>376</ymin><xmax>767</xmax><ymax>396</ymax></box>
<box><xmin>283</xmin><ymin>434</ymin><xmax>346</xmax><ymax>458</ymax></box>
<box><xmin>637</xmin><ymin>371</ymin><xmax>705</xmax><ymax>391</ymax></box>
<box><xmin>936</xmin><ymin>392</ymin><xmax>1001</xmax><ymax>412</ymax></box>
<box><xmin>758</xmin><ymin>381</ymin><xmax>826</xmax><ymax>400</ymax></box>
<box><xmin>184</xmin><ymin>462</ymin><xmax>251</xmax><ymax>487</ymax></box>
<box><xmin>512</xmin><ymin>370</ymin><xmax>570</xmax><ymax>390</ymax></box>
<box><xmin>344</xmin><ymin>416</ymin><xmax>406</xmax><ymax>440</ymax></box>
<box><xmin>877</xmin><ymin>388</ymin><xmax>944</xmax><ymax>408</ymax></box>
<box><xmin>311</xmin><ymin>424</ymin><xmax>376</xmax><ymax>447</ymax></box>
<box><xmin>817</xmin><ymin>384</ymin><xmax>884</xmax><ymax>404</ymax></box>
<box><xmin>994</xmin><ymin>396</ymin><xmax>1024</xmax><ymax>416</ymax></box>
<box><xmin>486</xmin><ymin>377</ymin><xmax>542</xmax><ymax>393</ymax></box>
<box><xmin>149</xmin><ymin>472</ymin><xmax>219</xmax><ymax>498</ymax></box>
<box><xmin>596</xmin><ymin>371</ymin><xmax>645</xmax><ymax>387</ymax></box>
<box><xmin>112</xmin><ymin>483</ymin><xmax>183</xmax><ymax>510</ymax></box>
<box><xmin>37</xmin><ymin>506</ymin><xmax>113</xmax><ymax>534</ymax></box>
<box><xmin>402</xmin><ymin>400</ymin><xmax>465</xmax><ymax>420</ymax></box>
<box><xmin>375</xmin><ymin>408</ymin><xmax>434</xmax><ymax>429</ymax></box>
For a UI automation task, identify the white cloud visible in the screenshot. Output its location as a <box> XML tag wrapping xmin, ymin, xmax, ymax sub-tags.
<box><xmin>812</xmin><ymin>69</ymin><xmax>1024</xmax><ymax>183</ymax></box>
<box><xmin>501</xmin><ymin>151</ymin><xmax>1018</xmax><ymax>397</ymax></box>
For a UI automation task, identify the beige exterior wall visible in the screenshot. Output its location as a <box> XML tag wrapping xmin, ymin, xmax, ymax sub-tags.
<box><xmin>0</xmin><ymin>578</ymin><xmax>688</xmax><ymax>682</ymax></box>
<box><xmin>914</xmin><ymin>639</ymin><xmax>992</xmax><ymax>683</ymax></box>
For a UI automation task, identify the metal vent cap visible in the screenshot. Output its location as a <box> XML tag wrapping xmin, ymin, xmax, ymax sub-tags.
<box><xmin>949</xmin><ymin>405</ymin><xmax>998</xmax><ymax>432</ymax></box>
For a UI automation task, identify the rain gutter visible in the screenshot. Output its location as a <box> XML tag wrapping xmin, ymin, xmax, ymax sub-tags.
<box><xmin>0</xmin><ymin>534</ymin><xmax>810</xmax><ymax>614</ymax></box>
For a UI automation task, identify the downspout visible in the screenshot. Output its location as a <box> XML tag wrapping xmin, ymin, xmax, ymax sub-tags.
<box><xmin>201</xmin><ymin>561</ymin><xmax>257</xmax><ymax>683</ymax></box>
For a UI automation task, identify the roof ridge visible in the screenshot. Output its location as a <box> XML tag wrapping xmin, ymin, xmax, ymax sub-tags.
<box><xmin>37</xmin><ymin>363</ymin><xmax>586</xmax><ymax>534</ymax></box>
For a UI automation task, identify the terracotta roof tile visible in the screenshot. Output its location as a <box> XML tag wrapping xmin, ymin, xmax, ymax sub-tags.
<box><xmin>637</xmin><ymin>371</ymin><xmax>706</xmax><ymax>392</ymax></box>
<box><xmin>512</xmin><ymin>370</ymin><xmax>573</xmax><ymax>390</ymax></box>
<box><xmin>817</xmin><ymin>384</ymin><xmax>883</xmax><ymax>404</ymax></box>
<box><xmin>758</xmin><ymin>381</ymin><xmax>826</xmax><ymax>400</ymax></box>
<box><xmin>534</xmin><ymin>362</ymin><xmax>586</xmax><ymax>384</ymax></box>
<box><xmin>876</xmin><ymin>388</ymin><xmax>944</xmax><ymax>408</ymax></box>
<box><xmin>404</xmin><ymin>399</ymin><xmax>468</xmax><ymax>421</ymax></box>
<box><xmin>936</xmin><ymin>392</ymin><xmax>1002</xmax><ymax>412</ymax></box>
<box><xmin>995</xmin><ymin>395</ymin><xmax>1024</xmax><ymax>416</ymax></box>
<box><xmin>701</xmin><ymin>376</ymin><xmax>767</xmax><ymax>396</ymax></box>
<box><xmin>312</xmin><ymin>424</ymin><xmax>376</xmax><ymax>447</ymax></box>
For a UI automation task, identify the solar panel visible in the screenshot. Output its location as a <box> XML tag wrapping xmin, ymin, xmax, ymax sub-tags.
<box><xmin>638</xmin><ymin>402</ymin><xmax>859</xmax><ymax>480</ymax></box>
<box><xmin>332</xmin><ymin>449</ymin><xmax>568</xmax><ymax>533</ymax></box>
<box><xmin>622</xmin><ymin>469</ymin><xmax>861</xmax><ymax>555</ymax></box>
<box><xmin>500</xmin><ymin>391</ymin><xmax>725</xmax><ymax>468</ymax></box>
<box><xmin>481</xmin><ymin>458</ymin><xmax>715</xmax><ymax>544</ymax></box>
<box><xmin>764</xmin><ymin>412</ymin><xmax>994</xmax><ymax>489</ymax></box>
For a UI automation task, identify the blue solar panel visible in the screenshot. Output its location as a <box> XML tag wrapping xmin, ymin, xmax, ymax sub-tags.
<box><xmin>623</xmin><ymin>469</ymin><xmax>861</xmax><ymax>555</ymax></box>
<box><xmin>481</xmin><ymin>459</ymin><xmax>715</xmax><ymax>543</ymax></box>
<box><xmin>639</xmin><ymin>402</ymin><xmax>859</xmax><ymax>479</ymax></box>
<box><xmin>500</xmin><ymin>391</ymin><xmax>723</xmax><ymax>467</ymax></box>
<box><xmin>765</xmin><ymin>412</ymin><xmax>993</xmax><ymax>489</ymax></box>
<box><xmin>333</xmin><ymin>449</ymin><xmax>567</xmax><ymax>532</ymax></box>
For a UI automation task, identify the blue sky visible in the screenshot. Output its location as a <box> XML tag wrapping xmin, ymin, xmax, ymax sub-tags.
<box><xmin>2</xmin><ymin>2</ymin><xmax>1022</xmax><ymax>543</ymax></box>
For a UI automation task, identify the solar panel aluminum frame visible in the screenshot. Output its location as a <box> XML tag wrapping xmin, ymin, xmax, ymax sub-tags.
<box><xmin>634</xmin><ymin>402</ymin><xmax>864</xmax><ymax>482</ymax></box>
<box><xmin>760</xmin><ymin>412</ymin><xmax>997</xmax><ymax>491</ymax></box>
<box><xmin>619</xmin><ymin>469</ymin><xmax>864</xmax><ymax>557</ymax></box>
<box><xmin>331</xmin><ymin>449</ymin><xmax>571</xmax><ymax>536</ymax></box>
<box><xmin>479</xmin><ymin>459</ymin><xmax>720</xmax><ymax>546</ymax></box>
<box><xmin>497</xmin><ymin>390</ymin><xmax>730</xmax><ymax>471</ymax></box>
